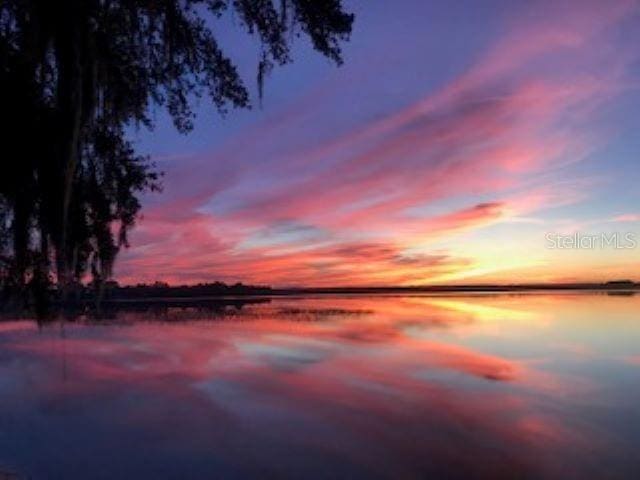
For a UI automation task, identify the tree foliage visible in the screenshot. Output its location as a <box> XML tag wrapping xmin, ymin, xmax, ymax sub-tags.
<box><xmin>0</xmin><ymin>0</ymin><xmax>353</xmax><ymax>303</ymax></box>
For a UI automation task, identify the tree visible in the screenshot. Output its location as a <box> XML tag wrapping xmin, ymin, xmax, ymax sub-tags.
<box><xmin>0</xmin><ymin>0</ymin><xmax>354</xmax><ymax>304</ymax></box>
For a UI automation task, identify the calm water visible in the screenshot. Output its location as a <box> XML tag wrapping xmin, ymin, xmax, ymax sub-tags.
<box><xmin>1</xmin><ymin>293</ymin><xmax>639</xmax><ymax>479</ymax></box>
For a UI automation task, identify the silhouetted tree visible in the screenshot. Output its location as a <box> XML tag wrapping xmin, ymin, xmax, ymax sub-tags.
<box><xmin>0</xmin><ymin>0</ymin><xmax>353</xmax><ymax>304</ymax></box>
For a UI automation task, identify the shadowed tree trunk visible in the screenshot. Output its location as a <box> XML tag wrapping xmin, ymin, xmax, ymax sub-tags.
<box><xmin>54</xmin><ymin>1</ymin><xmax>84</xmax><ymax>298</ymax></box>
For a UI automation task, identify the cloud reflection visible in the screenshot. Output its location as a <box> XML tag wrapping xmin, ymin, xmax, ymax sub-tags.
<box><xmin>1</xmin><ymin>294</ymin><xmax>639</xmax><ymax>478</ymax></box>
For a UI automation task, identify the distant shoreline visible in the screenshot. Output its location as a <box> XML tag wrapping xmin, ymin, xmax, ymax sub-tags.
<box><xmin>269</xmin><ymin>282</ymin><xmax>640</xmax><ymax>295</ymax></box>
<box><xmin>3</xmin><ymin>282</ymin><xmax>636</xmax><ymax>318</ymax></box>
<box><xmin>100</xmin><ymin>282</ymin><xmax>639</xmax><ymax>304</ymax></box>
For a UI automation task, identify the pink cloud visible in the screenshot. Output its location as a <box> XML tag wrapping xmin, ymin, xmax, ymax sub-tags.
<box><xmin>613</xmin><ymin>214</ymin><xmax>640</xmax><ymax>223</ymax></box>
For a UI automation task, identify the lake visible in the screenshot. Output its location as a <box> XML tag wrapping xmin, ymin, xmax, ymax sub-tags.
<box><xmin>1</xmin><ymin>293</ymin><xmax>639</xmax><ymax>479</ymax></box>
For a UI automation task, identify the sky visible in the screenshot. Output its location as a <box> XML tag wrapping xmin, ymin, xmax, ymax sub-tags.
<box><xmin>117</xmin><ymin>0</ymin><xmax>640</xmax><ymax>287</ymax></box>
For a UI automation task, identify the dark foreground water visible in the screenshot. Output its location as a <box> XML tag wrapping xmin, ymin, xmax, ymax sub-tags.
<box><xmin>1</xmin><ymin>293</ymin><xmax>639</xmax><ymax>479</ymax></box>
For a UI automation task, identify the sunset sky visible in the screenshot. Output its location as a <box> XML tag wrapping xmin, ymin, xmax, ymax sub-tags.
<box><xmin>117</xmin><ymin>0</ymin><xmax>640</xmax><ymax>286</ymax></box>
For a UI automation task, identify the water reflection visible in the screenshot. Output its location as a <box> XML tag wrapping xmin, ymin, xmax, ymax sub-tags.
<box><xmin>1</xmin><ymin>294</ymin><xmax>639</xmax><ymax>479</ymax></box>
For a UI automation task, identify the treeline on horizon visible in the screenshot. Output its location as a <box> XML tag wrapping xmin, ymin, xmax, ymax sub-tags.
<box><xmin>0</xmin><ymin>278</ymin><xmax>273</xmax><ymax>312</ymax></box>
<box><xmin>102</xmin><ymin>279</ymin><xmax>639</xmax><ymax>300</ymax></box>
<box><xmin>104</xmin><ymin>281</ymin><xmax>273</xmax><ymax>299</ymax></box>
<box><xmin>2</xmin><ymin>276</ymin><xmax>637</xmax><ymax>311</ymax></box>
